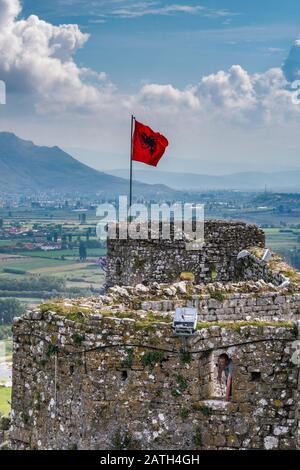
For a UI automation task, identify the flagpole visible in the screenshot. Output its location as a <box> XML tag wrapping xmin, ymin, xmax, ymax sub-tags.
<box><xmin>129</xmin><ymin>114</ymin><xmax>135</xmax><ymax>218</ymax></box>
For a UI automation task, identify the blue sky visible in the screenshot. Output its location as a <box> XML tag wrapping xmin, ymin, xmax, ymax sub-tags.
<box><xmin>21</xmin><ymin>0</ymin><xmax>300</xmax><ymax>89</ymax></box>
<box><xmin>1</xmin><ymin>0</ymin><xmax>300</xmax><ymax>176</ymax></box>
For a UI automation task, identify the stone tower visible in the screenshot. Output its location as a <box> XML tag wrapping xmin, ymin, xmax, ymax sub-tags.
<box><xmin>8</xmin><ymin>220</ymin><xmax>300</xmax><ymax>450</ymax></box>
<box><xmin>106</xmin><ymin>220</ymin><xmax>265</xmax><ymax>286</ymax></box>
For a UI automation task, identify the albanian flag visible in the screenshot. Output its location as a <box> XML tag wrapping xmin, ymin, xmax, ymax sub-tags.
<box><xmin>132</xmin><ymin>120</ymin><xmax>169</xmax><ymax>167</ymax></box>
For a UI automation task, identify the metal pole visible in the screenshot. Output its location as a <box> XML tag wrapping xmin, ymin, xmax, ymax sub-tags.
<box><xmin>129</xmin><ymin>115</ymin><xmax>135</xmax><ymax>219</ymax></box>
<box><xmin>54</xmin><ymin>352</ymin><xmax>58</xmax><ymax>413</ymax></box>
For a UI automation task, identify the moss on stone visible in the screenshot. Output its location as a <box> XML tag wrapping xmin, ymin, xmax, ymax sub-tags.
<box><xmin>39</xmin><ymin>302</ymin><xmax>61</xmax><ymax>314</ymax></box>
<box><xmin>180</xmin><ymin>272</ymin><xmax>195</xmax><ymax>282</ymax></box>
<box><xmin>133</xmin><ymin>258</ymin><xmax>146</xmax><ymax>269</ymax></box>
<box><xmin>40</xmin><ymin>303</ymin><xmax>88</xmax><ymax>323</ymax></box>
<box><xmin>209</xmin><ymin>263</ymin><xmax>217</xmax><ymax>281</ymax></box>
<box><xmin>141</xmin><ymin>350</ymin><xmax>165</xmax><ymax>366</ymax></box>
<box><xmin>193</xmin><ymin>403</ymin><xmax>212</xmax><ymax>416</ymax></box>
<box><xmin>68</xmin><ymin>443</ymin><xmax>78</xmax><ymax>450</ymax></box>
<box><xmin>248</xmin><ymin>246</ymin><xmax>265</xmax><ymax>258</ymax></box>
<box><xmin>176</xmin><ymin>374</ymin><xmax>188</xmax><ymax>391</ymax></box>
<box><xmin>72</xmin><ymin>332</ymin><xmax>85</xmax><ymax>346</ymax></box>
<box><xmin>134</xmin><ymin>321</ymin><xmax>158</xmax><ymax>331</ymax></box>
<box><xmin>46</xmin><ymin>343</ymin><xmax>59</xmax><ymax>356</ymax></box>
<box><xmin>20</xmin><ymin>410</ymin><xmax>30</xmax><ymax>425</ymax></box>
<box><xmin>65</xmin><ymin>312</ymin><xmax>86</xmax><ymax>323</ymax></box>
<box><xmin>38</xmin><ymin>298</ymin><xmax>297</xmax><ymax>339</ymax></box>
<box><xmin>282</xmin><ymin>269</ymin><xmax>300</xmax><ymax>284</ymax></box>
<box><xmin>180</xmin><ymin>407</ymin><xmax>189</xmax><ymax>420</ymax></box>
<box><xmin>210</xmin><ymin>290</ymin><xmax>225</xmax><ymax>302</ymax></box>
<box><xmin>192</xmin><ymin>427</ymin><xmax>202</xmax><ymax>448</ymax></box>
<box><xmin>262</xmin><ymin>250</ymin><xmax>300</xmax><ymax>284</ymax></box>
<box><xmin>99</xmin><ymin>309</ymin><xmax>172</xmax><ymax>329</ymax></box>
<box><xmin>145</xmin><ymin>311</ymin><xmax>172</xmax><ymax>323</ymax></box>
<box><xmin>180</xmin><ymin>351</ymin><xmax>192</xmax><ymax>364</ymax></box>
<box><xmin>112</xmin><ymin>429</ymin><xmax>134</xmax><ymax>450</ymax></box>
<box><xmin>99</xmin><ymin>310</ymin><xmax>117</xmax><ymax>317</ymax></box>
<box><xmin>196</xmin><ymin>320</ymin><xmax>296</xmax><ymax>332</ymax></box>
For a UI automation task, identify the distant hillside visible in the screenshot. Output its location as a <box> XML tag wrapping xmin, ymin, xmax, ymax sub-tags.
<box><xmin>110</xmin><ymin>169</ymin><xmax>300</xmax><ymax>192</ymax></box>
<box><xmin>2</xmin><ymin>132</ymin><xmax>298</xmax><ymax>196</ymax></box>
<box><xmin>0</xmin><ymin>132</ymin><xmax>177</xmax><ymax>198</ymax></box>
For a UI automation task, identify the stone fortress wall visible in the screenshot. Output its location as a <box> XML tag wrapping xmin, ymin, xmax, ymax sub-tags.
<box><xmin>9</xmin><ymin>307</ymin><xmax>300</xmax><ymax>450</ymax></box>
<box><xmin>7</xmin><ymin>220</ymin><xmax>300</xmax><ymax>450</ymax></box>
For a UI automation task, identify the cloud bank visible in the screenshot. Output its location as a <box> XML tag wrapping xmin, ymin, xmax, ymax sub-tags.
<box><xmin>0</xmin><ymin>0</ymin><xmax>300</xmax><ymax>174</ymax></box>
<box><xmin>0</xmin><ymin>0</ymin><xmax>115</xmax><ymax>112</ymax></box>
<box><xmin>0</xmin><ymin>0</ymin><xmax>298</xmax><ymax>121</ymax></box>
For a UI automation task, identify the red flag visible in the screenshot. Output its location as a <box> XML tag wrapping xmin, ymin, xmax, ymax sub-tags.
<box><xmin>132</xmin><ymin>120</ymin><xmax>169</xmax><ymax>167</ymax></box>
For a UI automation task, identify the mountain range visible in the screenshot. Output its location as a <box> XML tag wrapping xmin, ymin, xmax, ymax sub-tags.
<box><xmin>1</xmin><ymin>131</ymin><xmax>299</xmax><ymax>196</ymax></box>
<box><xmin>0</xmin><ymin>132</ymin><xmax>177</xmax><ymax>198</ymax></box>
<box><xmin>109</xmin><ymin>168</ymin><xmax>300</xmax><ymax>192</ymax></box>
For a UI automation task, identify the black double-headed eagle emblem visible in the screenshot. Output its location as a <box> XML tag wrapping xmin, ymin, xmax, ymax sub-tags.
<box><xmin>139</xmin><ymin>132</ymin><xmax>157</xmax><ymax>156</ymax></box>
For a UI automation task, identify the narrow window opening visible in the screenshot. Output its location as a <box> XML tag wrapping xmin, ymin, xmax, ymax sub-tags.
<box><xmin>208</xmin><ymin>351</ymin><xmax>234</xmax><ymax>401</ymax></box>
<box><xmin>116</xmin><ymin>259</ymin><xmax>122</xmax><ymax>277</ymax></box>
<box><xmin>121</xmin><ymin>370</ymin><xmax>128</xmax><ymax>381</ymax></box>
<box><xmin>250</xmin><ymin>371</ymin><xmax>261</xmax><ymax>382</ymax></box>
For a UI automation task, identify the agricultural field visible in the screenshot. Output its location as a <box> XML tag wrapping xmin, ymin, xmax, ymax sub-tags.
<box><xmin>0</xmin><ymin>261</ymin><xmax>105</xmax><ymax>296</ymax></box>
<box><xmin>0</xmin><ymin>206</ymin><xmax>107</xmax><ymax>306</ymax></box>
<box><xmin>219</xmin><ymin>212</ymin><xmax>300</xmax><ymax>228</ymax></box>
<box><xmin>0</xmin><ymin>387</ymin><xmax>11</xmax><ymax>416</ymax></box>
<box><xmin>0</xmin><ymin>240</ymin><xmax>24</xmax><ymax>247</ymax></box>
<box><xmin>18</xmin><ymin>247</ymin><xmax>105</xmax><ymax>259</ymax></box>
<box><xmin>0</xmin><ymin>339</ymin><xmax>12</xmax><ymax>361</ymax></box>
<box><xmin>264</xmin><ymin>228</ymin><xmax>300</xmax><ymax>269</ymax></box>
<box><xmin>0</xmin><ymin>257</ymin><xmax>75</xmax><ymax>273</ymax></box>
<box><xmin>0</xmin><ymin>339</ymin><xmax>12</xmax><ymax>415</ymax></box>
<box><xmin>0</xmin><ymin>217</ymin><xmax>106</xmax><ymax>333</ymax></box>
<box><xmin>265</xmin><ymin>227</ymin><xmax>300</xmax><ymax>249</ymax></box>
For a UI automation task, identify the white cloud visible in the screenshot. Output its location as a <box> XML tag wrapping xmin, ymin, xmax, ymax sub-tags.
<box><xmin>111</xmin><ymin>3</ymin><xmax>202</xmax><ymax>19</ymax></box>
<box><xmin>110</xmin><ymin>3</ymin><xmax>236</xmax><ymax>19</ymax></box>
<box><xmin>0</xmin><ymin>0</ymin><xmax>298</xmax><ymax>124</ymax></box>
<box><xmin>0</xmin><ymin>0</ymin><xmax>114</xmax><ymax>112</ymax></box>
<box><xmin>138</xmin><ymin>83</ymin><xmax>201</xmax><ymax>110</ymax></box>
<box><xmin>134</xmin><ymin>65</ymin><xmax>299</xmax><ymax>127</ymax></box>
<box><xmin>199</xmin><ymin>65</ymin><xmax>256</xmax><ymax>111</ymax></box>
<box><xmin>0</xmin><ymin>0</ymin><xmax>20</xmax><ymax>26</ymax></box>
<box><xmin>31</xmin><ymin>1</ymin><xmax>238</xmax><ymax>21</ymax></box>
<box><xmin>1</xmin><ymin>0</ymin><xmax>300</xmax><ymax>174</ymax></box>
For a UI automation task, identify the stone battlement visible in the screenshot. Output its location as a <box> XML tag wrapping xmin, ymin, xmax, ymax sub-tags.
<box><xmin>9</xmin><ymin>305</ymin><xmax>299</xmax><ymax>450</ymax></box>
<box><xmin>107</xmin><ymin>220</ymin><xmax>265</xmax><ymax>286</ymax></box>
